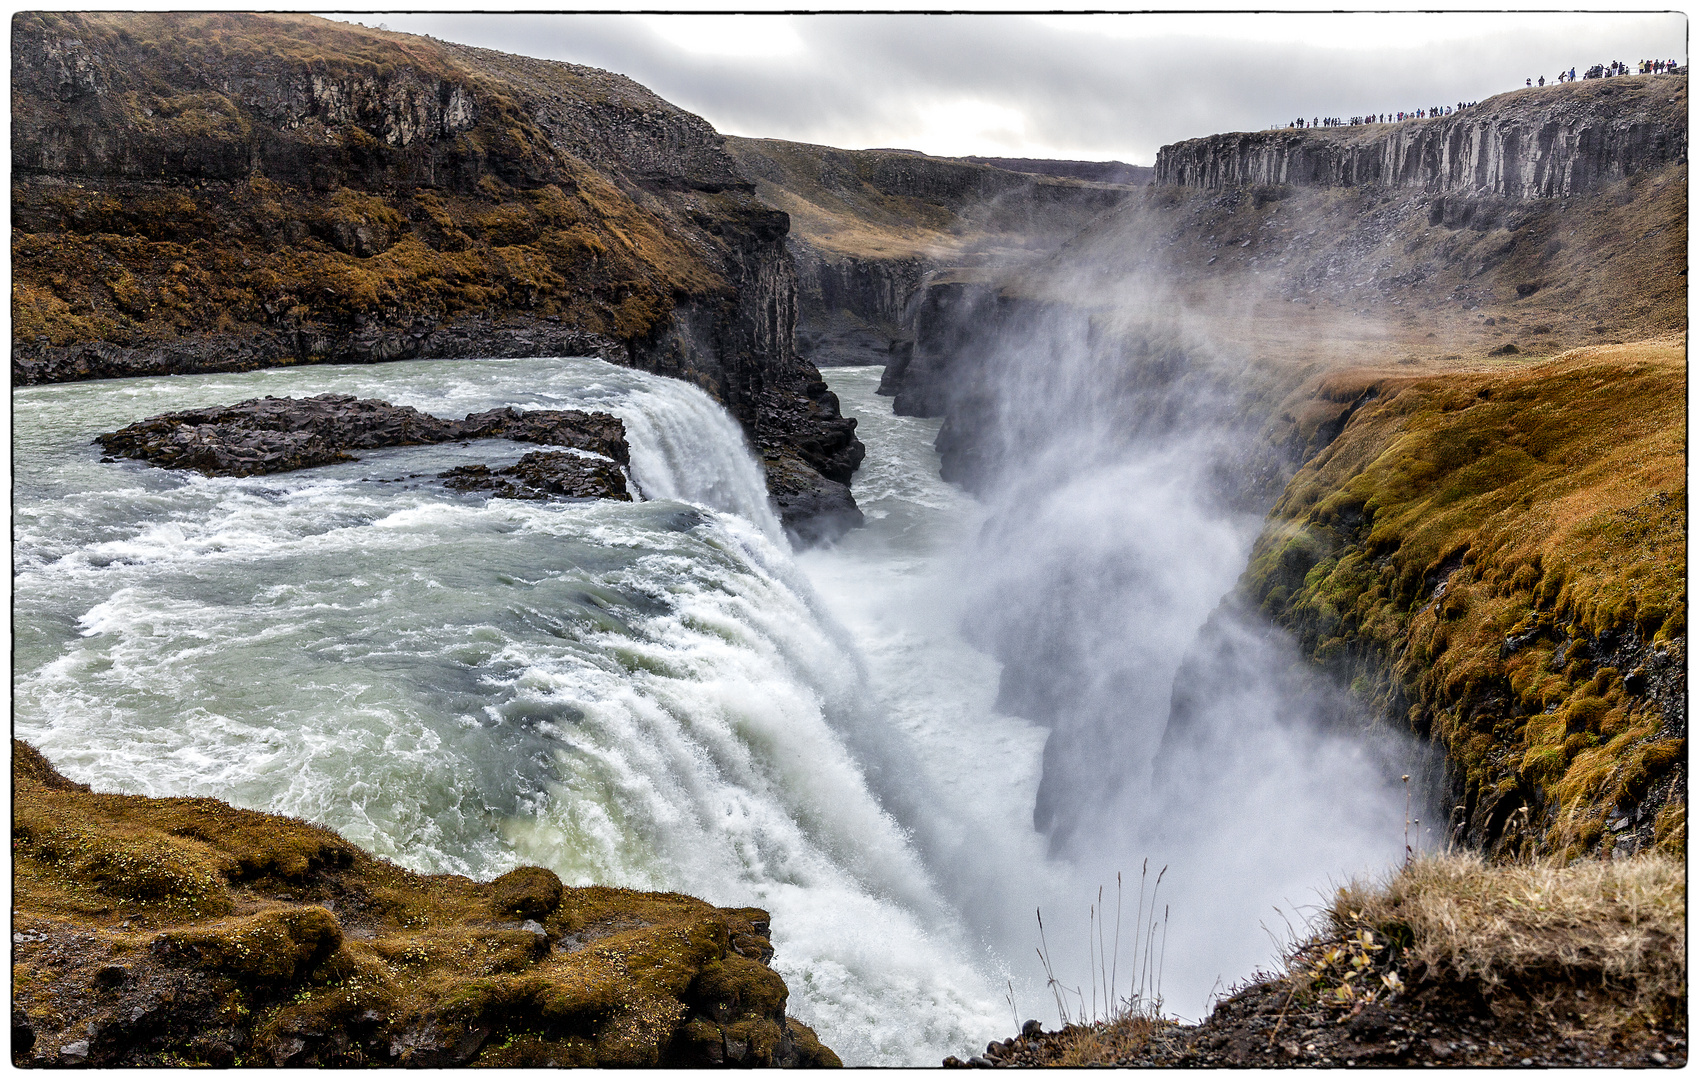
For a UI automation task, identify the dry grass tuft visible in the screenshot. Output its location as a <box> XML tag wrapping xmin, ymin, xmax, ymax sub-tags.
<box><xmin>1330</xmin><ymin>852</ymin><xmax>1685</xmax><ymax>1021</ymax></box>
<box><xmin>1051</xmin><ymin>1015</ymin><xmax>1165</xmax><ymax>1065</ymax></box>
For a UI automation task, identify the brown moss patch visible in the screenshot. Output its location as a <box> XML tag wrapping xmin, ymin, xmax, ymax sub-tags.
<box><xmin>11</xmin><ymin>740</ymin><xmax>838</xmax><ymax>1067</ymax></box>
<box><xmin>1241</xmin><ymin>336</ymin><xmax>1686</xmax><ymax>857</ymax></box>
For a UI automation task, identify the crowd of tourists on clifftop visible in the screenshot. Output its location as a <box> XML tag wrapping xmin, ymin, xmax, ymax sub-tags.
<box><xmin>1278</xmin><ymin>57</ymin><xmax>1683</xmax><ymax>130</ymax></box>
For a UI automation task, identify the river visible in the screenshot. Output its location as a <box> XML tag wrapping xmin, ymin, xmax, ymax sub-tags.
<box><xmin>13</xmin><ymin>357</ymin><xmax>1410</xmax><ymax>1064</ymax></box>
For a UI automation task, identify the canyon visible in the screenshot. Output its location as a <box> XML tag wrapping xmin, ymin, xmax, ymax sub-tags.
<box><xmin>10</xmin><ymin>11</ymin><xmax>1686</xmax><ymax>1069</ymax></box>
<box><xmin>857</xmin><ymin>72</ymin><xmax>1686</xmax><ymax>861</ymax></box>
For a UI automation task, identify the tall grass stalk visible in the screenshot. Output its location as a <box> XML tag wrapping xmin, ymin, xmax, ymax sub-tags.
<box><xmin>1038</xmin><ymin>864</ymin><xmax>1172</xmax><ymax>1030</ymax></box>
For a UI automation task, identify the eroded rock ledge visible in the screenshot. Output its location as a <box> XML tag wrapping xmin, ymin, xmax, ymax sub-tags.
<box><xmin>11</xmin><ymin>740</ymin><xmax>840</xmax><ymax>1067</ymax></box>
<box><xmin>96</xmin><ymin>393</ymin><xmax>632</xmax><ymax>501</ymax></box>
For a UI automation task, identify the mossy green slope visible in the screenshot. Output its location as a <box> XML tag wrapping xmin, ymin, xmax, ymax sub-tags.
<box><xmin>1240</xmin><ymin>337</ymin><xmax>1686</xmax><ymax>860</ymax></box>
<box><xmin>11</xmin><ymin>740</ymin><xmax>839</xmax><ymax>1067</ymax></box>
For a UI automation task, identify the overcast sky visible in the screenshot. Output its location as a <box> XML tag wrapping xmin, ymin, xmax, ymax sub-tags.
<box><xmin>330</xmin><ymin>11</ymin><xmax>1687</xmax><ymax>164</ymax></box>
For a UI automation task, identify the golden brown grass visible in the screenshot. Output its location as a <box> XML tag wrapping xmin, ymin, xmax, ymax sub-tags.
<box><xmin>1243</xmin><ymin>336</ymin><xmax>1686</xmax><ymax>856</ymax></box>
<box><xmin>12</xmin><ymin>12</ymin><xmax>746</xmax><ymax>353</ymax></box>
<box><xmin>11</xmin><ymin>740</ymin><xmax>837</xmax><ymax>1067</ymax></box>
<box><xmin>1329</xmin><ymin>852</ymin><xmax>1685</xmax><ymax>1027</ymax></box>
<box><xmin>1048</xmin><ymin>1015</ymin><xmax>1166</xmax><ymax>1065</ymax></box>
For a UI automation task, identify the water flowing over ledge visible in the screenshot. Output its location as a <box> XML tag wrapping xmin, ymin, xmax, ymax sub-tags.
<box><xmin>14</xmin><ymin>356</ymin><xmax>1003</xmax><ymax>1065</ymax></box>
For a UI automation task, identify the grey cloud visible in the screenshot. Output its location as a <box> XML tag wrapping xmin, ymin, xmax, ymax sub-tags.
<box><xmin>367</xmin><ymin>13</ymin><xmax>1685</xmax><ymax>163</ymax></box>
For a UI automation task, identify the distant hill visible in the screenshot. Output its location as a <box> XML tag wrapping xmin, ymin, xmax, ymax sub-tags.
<box><xmin>725</xmin><ymin>136</ymin><xmax>1136</xmax><ymax>366</ymax></box>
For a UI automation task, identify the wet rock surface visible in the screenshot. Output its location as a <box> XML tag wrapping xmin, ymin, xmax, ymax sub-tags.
<box><xmin>441</xmin><ymin>451</ymin><xmax>630</xmax><ymax>502</ymax></box>
<box><xmin>96</xmin><ymin>394</ymin><xmax>630</xmax><ymax>500</ymax></box>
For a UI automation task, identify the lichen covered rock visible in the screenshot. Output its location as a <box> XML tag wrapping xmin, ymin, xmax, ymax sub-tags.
<box><xmin>10</xmin><ymin>740</ymin><xmax>840</xmax><ymax>1067</ymax></box>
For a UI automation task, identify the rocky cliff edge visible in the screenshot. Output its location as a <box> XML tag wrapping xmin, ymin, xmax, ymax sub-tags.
<box><xmin>1155</xmin><ymin>73</ymin><xmax>1686</xmax><ymax>199</ymax></box>
<box><xmin>10</xmin><ymin>12</ymin><xmax>863</xmax><ymax>544</ymax></box>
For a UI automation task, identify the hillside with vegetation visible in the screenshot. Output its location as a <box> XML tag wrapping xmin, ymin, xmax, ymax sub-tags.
<box><xmin>11</xmin><ymin>11</ymin><xmax>863</xmax><ymax>540</ymax></box>
<box><xmin>11</xmin><ymin>742</ymin><xmax>838</xmax><ymax>1067</ymax></box>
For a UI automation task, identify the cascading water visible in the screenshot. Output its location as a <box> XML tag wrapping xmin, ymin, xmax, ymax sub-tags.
<box><xmin>14</xmin><ymin>349</ymin><xmax>1419</xmax><ymax>1062</ymax></box>
<box><xmin>13</xmin><ymin>356</ymin><xmax>1017</xmax><ymax>1065</ymax></box>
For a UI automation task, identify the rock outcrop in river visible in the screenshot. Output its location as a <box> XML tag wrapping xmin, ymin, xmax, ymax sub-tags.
<box><xmin>97</xmin><ymin>394</ymin><xmax>629</xmax><ymax>480</ymax></box>
<box><xmin>97</xmin><ymin>394</ymin><xmax>634</xmax><ymax>500</ymax></box>
<box><xmin>12</xmin><ymin>741</ymin><xmax>839</xmax><ymax>1067</ymax></box>
<box><xmin>11</xmin><ymin>12</ymin><xmax>861</xmax><ymax>542</ymax></box>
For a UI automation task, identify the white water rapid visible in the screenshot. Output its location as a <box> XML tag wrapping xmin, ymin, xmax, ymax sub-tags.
<box><xmin>14</xmin><ymin>357</ymin><xmax>1023</xmax><ymax>1064</ymax></box>
<box><xmin>14</xmin><ymin>356</ymin><xmax>1411</xmax><ymax>1063</ymax></box>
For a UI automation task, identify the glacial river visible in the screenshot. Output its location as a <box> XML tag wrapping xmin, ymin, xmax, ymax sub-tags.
<box><xmin>13</xmin><ymin>357</ymin><xmax>1411</xmax><ymax>1063</ymax></box>
<box><xmin>12</xmin><ymin>358</ymin><xmax>1052</xmax><ymax>1064</ymax></box>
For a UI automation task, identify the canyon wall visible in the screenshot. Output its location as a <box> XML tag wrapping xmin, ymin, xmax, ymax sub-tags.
<box><xmin>1155</xmin><ymin>74</ymin><xmax>1686</xmax><ymax>199</ymax></box>
<box><xmin>11</xmin><ymin>12</ymin><xmax>862</xmax><ymax>543</ymax></box>
<box><xmin>725</xmin><ymin>136</ymin><xmax>1135</xmax><ymax>368</ymax></box>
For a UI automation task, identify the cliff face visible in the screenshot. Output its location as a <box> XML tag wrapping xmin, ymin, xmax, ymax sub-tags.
<box><xmin>788</xmin><ymin>244</ymin><xmax>928</xmax><ymax>368</ymax></box>
<box><xmin>885</xmin><ymin>78</ymin><xmax>1688</xmax><ymax>453</ymax></box>
<box><xmin>10</xmin><ymin>12</ymin><xmax>862</xmax><ymax>543</ymax></box>
<box><xmin>11</xmin><ymin>740</ymin><xmax>839</xmax><ymax>1068</ymax></box>
<box><xmin>725</xmin><ymin>136</ymin><xmax>1135</xmax><ymax>368</ymax></box>
<box><xmin>1155</xmin><ymin>74</ymin><xmax>1686</xmax><ymax>199</ymax></box>
<box><xmin>1228</xmin><ymin>339</ymin><xmax>1686</xmax><ymax>860</ymax></box>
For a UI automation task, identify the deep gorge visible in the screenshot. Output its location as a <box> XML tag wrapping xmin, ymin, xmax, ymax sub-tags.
<box><xmin>10</xmin><ymin>12</ymin><xmax>1686</xmax><ymax>1069</ymax></box>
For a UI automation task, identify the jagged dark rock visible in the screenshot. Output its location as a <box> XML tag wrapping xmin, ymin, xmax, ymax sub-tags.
<box><xmin>95</xmin><ymin>395</ymin><xmax>630</xmax><ymax>494</ymax></box>
<box><xmin>441</xmin><ymin>451</ymin><xmax>631</xmax><ymax>501</ymax></box>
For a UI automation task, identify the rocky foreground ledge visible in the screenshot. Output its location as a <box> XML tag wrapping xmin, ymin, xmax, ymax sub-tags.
<box><xmin>11</xmin><ymin>741</ymin><xmax>839</xmax><ymax>1067</ymax></box>
<box><xmin>947</xmin><ymin>853</ymin><xmax>1683</xmax><ymax>1069</ymax></box>
<box><xmin>96</xmin><ymin>394</ymin><xmax>633</xmax><ymax>501</ymax></box>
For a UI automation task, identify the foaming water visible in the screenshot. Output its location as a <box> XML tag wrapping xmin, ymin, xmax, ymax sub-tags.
<box><xmin>14</xmin><ymin>354</ymin><xmax>1414</xmax><ymax>1058</ymax></box>
<box><xmin>12</xmin><ymin>356</ymin><xmax>1001</xmax><ymax>1065</ymax></box>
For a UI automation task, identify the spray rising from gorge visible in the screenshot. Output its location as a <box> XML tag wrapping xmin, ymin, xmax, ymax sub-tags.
<box><xmin>13</xmin><ymin>12</ymin><xmax>1683</xmax><ymax>1067</ymax></box>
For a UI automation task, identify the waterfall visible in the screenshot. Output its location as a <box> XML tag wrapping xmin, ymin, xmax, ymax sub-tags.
<box><xmin>10</xmin><ymin>356</ymin><xmax>1013</xmax><ymax>1065</ymax></box>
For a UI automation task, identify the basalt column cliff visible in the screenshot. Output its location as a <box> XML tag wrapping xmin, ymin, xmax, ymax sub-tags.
<box><xmin>11</xmin><ymin>12</ymin><xmax>863</xmax><ymax>543</ymax></box>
